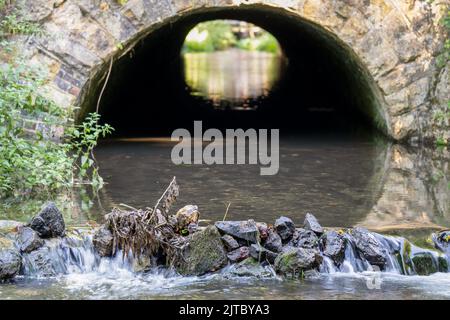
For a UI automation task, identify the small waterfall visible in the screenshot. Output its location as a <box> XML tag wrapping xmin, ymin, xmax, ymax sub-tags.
<box><xmin>18</xmin><ymin>228</ymin><xmax>450</xmax><ymax>279</ymax></box>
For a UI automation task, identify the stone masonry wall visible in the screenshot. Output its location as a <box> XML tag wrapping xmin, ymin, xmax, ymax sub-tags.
<box><xmin>4</xmin><ymin>0</ymin><xmax>449</xmax><ymax>144</ymax></box>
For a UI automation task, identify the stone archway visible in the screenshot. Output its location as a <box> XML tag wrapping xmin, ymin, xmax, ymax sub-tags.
<box><xmin>21</xmin><ymin>0</ymin><xmax>448</xmax><ymax>142</ymax></box>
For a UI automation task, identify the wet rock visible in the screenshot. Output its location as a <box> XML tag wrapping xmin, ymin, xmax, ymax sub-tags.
<box><xmin>177</xmin><ymin>226</ymin><xmax>227</xmax><ymax>276</ymax></box>
<box><xmin>93</xmin><ymin>226</ymin><xmax>114</xmax><ymax>257</ymax></box>
<box><xmin>263</xmin><ymin>228</ymin><xmax>282</xmax><ymax>253</ymax></box>
<box><xmin>438</xmin><ymin>257</ymin><xmax>448</xmax><ymax>272</ymax></box>
<box><xmin>22</xmin><ymin>247</ymin><xmax>57</xmax><ymax>277</ymax></box>
<box><xmin>432</xmin><ymin>231</ymin><xmax>450</xmax><ymax>255</ymax></box>
<box><xmin>303</xmin><ymin>213</ymin><xmax>324</xmax><ymax>235</ymax></box>
<box><xmin>290</xmin><ymin>229</ymin><xmax>319</xmax><ymax>249</ymax></box>
<box><xmin>274</xmin><ymin>248</ymin><xmax>323</xmax><ymax>277</ymax></box>
<box><xmin>227</xmin><ymin>246</ymin><xmax>250</xmax><ymax>263</ymax></box>
<box><xmin>132</xmin><ymin>255</ymin><xmax>152</xmax><ymax>273</ymax></box>
<box><xmin>16</xmin><ymin>226</ymin><xmax>44</xmax><ymax>253</ymax></box>
<box><xmin>30</xmin><ymin>202</ymin><xmax>65</xmax><ymax>238</ymax></box>
<box><xmin>249</xmin><ymin>244</ymin><xmax>278</xmax><ymax>264</ymax></box>
<box><xmin>215</xmin><ymin>220</ymin><xmax>259</xmax><ymax>243</ymax></box>
<box><xmin>257</xmin><ymin>222</ymin><xmax>269</xmax><ymax>241</ymax></box>
<box><xmin>228</xmin><ymin>258</ymin><xmax>274</xmax><ymax>278</ymax></box>
<box><xmin>274</xmin><ymin>216</ymin><xmax>295</xmax><ymax>242</ymax></box>
<box><xmin>221</xmin><ymin>235</ymin><xmax>240</xmax><ymax>251</ymax></box>
<box><xmin>173</xmin><ymin>205</ymin><xmax>200</xmax><ymax>231</ymax></box>
<box><xmin>0</xmin><ymin>235</ymin><xmax>14</xmax><ymax>251</ymax></box>
<box><xmin>412</xmin><ymin>252</ymin><xmax>438</xmax><ymax>275</ymax></box>
<box><xmin>0</xmin><ymin>249</ymin><xmax>22</xmax><ymax>280</ymax></box>
<box><xmin>187</xmin><ymin>222</ymin><xmax>198</xmax><ymax>234</ymax></box>
<box><xmin>322</xmin><ymin>230</ymin><xmax>346</xmax><ymax>264</ymax></box>
<box><xmin>0</xmin><ymin>220</ymin><xmax>23</xmax><ymax>234</ymax></box>
<box><xmin>351</xmin><ymin>227</ymin><xmax>386</xmax><ymax>268</ymax></box>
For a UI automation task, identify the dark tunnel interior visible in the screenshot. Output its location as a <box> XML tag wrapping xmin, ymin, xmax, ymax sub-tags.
<box><xmin>94</xmin><ymin>6</ymin><xmax>386</xmax><ymax>138</ymax></box>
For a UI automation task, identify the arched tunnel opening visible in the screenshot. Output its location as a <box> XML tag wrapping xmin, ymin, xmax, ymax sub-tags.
<box><xmin>78</xmin><ymin>6</ymin><xmax>393</xmax><ymax>227</ymax></box>
<box><xmin>88</xmin><ymin>6</ymin><xmax>387</xmax><ymax>138</ymax></box>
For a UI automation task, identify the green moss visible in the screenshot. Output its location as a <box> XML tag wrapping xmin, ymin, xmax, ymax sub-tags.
<box><xmin>412</xmin><ymin>253</ymin><xmax>438</xmax><ymax>276</ymax></box>
<box><xmin>177</xmin><ymin>226</ymin><xmax>227</xmax><ymax>276</ymax></box>
<box><xmin>438</xmin><ymin>257</ymin><xmax>448</xmax><ymax>272</ymax></box>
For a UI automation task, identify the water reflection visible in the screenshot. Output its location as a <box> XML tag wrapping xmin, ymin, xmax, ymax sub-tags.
<box><xmin>1</xmin><ymin>139</ymin><xmax>448</xmax><ymax>234</ymax></box>
<box><xmin>183</xmin><ymin>49</ymin><xmax>285</xmax><ymax>109</ymax></box>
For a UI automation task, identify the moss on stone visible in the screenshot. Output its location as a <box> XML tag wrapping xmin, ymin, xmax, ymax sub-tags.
<box><xmin>412</xmin><ymin>253</ymin><xmax>438</xmax><ymax>275</ymax></box>
<box><xmin>177</xmin><ymin>225</ymin><xmax>227</xmax><ymax>276</ymax></box>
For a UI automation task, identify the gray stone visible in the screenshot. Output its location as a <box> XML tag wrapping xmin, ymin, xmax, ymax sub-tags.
<box><xmin>30</xmin><ymin>202</ymin><xmax>65</xmax><ymax>238</ymax></box>
<box><xmin>274</xmin><ymin>216</ymin><xmax>295</xmax><ymax>241</ymax></box>
<box><xmin>177</xmin><ymin>226</ymin><xmax>227</xmax><ymax>276</ymax></box>
<box><xmin>290</xmin><ymin>228</ymin><xmax>319</xmax><ymax>249</ymax></box>
<box><xmin>227</xmin><ymin>246</ymin><xmax>250</xmax><ymax>263</ymax></box>
<box><xmin>351</xmin><ymin>227</ymin><xmax>386</xmax><ymax>268</ymax></box>
<box><xmin>215</xmin><ymin>220</ymin><xmax>259</xmax><ymax>243</ymax></box>
<box><xmin>322</xmin><ymin>230</ymin><xmax>346</xmax><ymax>264</ymax></box>
<box><xmin>16</xmin><ymin>226</ymin><xmax>44</xmax><ymax>253</ymax></box>
<box><xmin>303</xmin><ymin>213</ymin><xmax>324</xmax><ymax>235</ymax></box>
<box><xmin>0</xmin><ymin>220</ymin><xmax>23</xmax><ymax>234</ymax></box>
<box><xmin>433</xmin><ymin>231</ymin><xmax>450</xmax><ymax>255</ymax></box>
<box><xmin>93</xmin><ymin>226</ymin><xmax>114</xmax><ymax>257</ymax></box>
<box><xmin>221</xmin><ymin>235</ymin><xmax>240</xmax><ymax>251</ymax></box>
<box><xmin>274</xmin><ymin>248</ymin><xmax>323</xmax><ymax>277</ymax></box>
<box><xmin>0</xmin><ymin>249</ymin><xmax>22</xmax><ymax>280</ymax></box>
<box><xmin>263</xmin><ymin>228</ymin><xmax>283</xmax><ymax>253</ymax></box>
<box><xmin>249</xmin><ymin>244</ymin><xmax>278</xmax><ymax>264</ymax></box>
<box><xmin>227</xmin><ymin>258</ymin><xmax>274</xmax><ymax>278</ymax></box>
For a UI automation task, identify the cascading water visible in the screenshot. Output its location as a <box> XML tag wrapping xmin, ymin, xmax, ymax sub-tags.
<box><xmin>19</xmin><ymin>229</ymin><xmax>448</xmax><ymax>280</ymax></box>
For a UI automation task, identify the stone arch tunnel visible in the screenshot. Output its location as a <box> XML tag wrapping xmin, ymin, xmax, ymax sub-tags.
<box><xmin>20</xmin><ymin>0</ymin><xmax>449</xmax><ymax>143</ymax></box>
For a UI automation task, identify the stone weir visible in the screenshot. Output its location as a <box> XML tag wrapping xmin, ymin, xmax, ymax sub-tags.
<box><xmin>1</xmin><ymin>202</ymin><xmax>449</xmax><ymax>281</ymax></box>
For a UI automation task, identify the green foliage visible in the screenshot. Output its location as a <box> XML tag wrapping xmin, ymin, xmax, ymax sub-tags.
<box><xmin>0</xmin><ymin>6</ymin><xmax>114</xmax><ymax>198</ymax></box>
<box><xmin>183</xmin><ymin>20</ymin><xmax>281</xmax><ymax>54</ymax></box>
<box><xmin>0</xmin><ymin>60</ymin><xmax>73</xmax><ymax>197</ymax></box>
<box><xmin>0</xmin><ymin>13</ymin><xmax>41</xmax><ymax>37</ymax></box>
<box><xmin>183</xmin><ymin>21</ymin><xmax>237</xmax><ymax>53</ymax></box>
<box><xmin>237</xmin><ymin>32</ymin><xmax>281</xmax><ymax>54</ymax></box>
<box><xmin>69</xmin><ymin>113</ymin><xmax>114</xmax><ymax>189</ymax></box>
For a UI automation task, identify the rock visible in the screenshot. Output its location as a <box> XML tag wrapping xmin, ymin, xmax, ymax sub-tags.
<box><xmin>432</xmin><ymin>231</ymin><xmax>450</xmax><ymax>255</ymax></box>
<box><xmin>290</xmin><ymin>228</ymin><xmax>319</xmax><ymax>249</ymax></box>
<box><xmin>438</xmin><ymin>256</ymin><xmax>448</xmax><ymax>272</ymax></box>
<box><xmin>221</xmin><ymin>235</ymin><xmax>240</xmax><ymax>251</ymax></box>
<box><xmin>215</xmin><ymin>220</ymin><xmax>259</xmax><ymax>244</ymax></box>
<box><xmin>303</xmin><ymin>213</ymin><xmax>324</xmax><ymax>235</ymax></box>
<box><xmin>0</xmin><ymin>236</ymin><xmax>14</xmax><ymax>251</ymax></box>
<box><xmin>0</xmin><ymin>249</ymin><xmax>22</xmax><ymax>280</ymax></box>
<box><xmin>227</xmin><ymin>258</ymin><xmax>274</xmax><ymax>278</ymax></box>
<box><xmin>263</xmin><ymin>228</ymin><xmax>283</xmax><ymax>253</ymax></box>
<box><xmin>322</xmin><ymin>230</ymin><xmax>346</xmax><ymax>264</ymax></box>
<box><xmin>274</xmin><ymin>216</ymin><xmax>295</xmax><ymax>242</ymax></box>
<box><xmin>412</xmin><ymin>252</ymin><xmax>438</xmax><ymax>276</ymax></box>
<box><xmin>249</xmin><ymin>244</ymin><xmax>278</xmax><ymax>264</ymax></box>
<box><xmin>29</xmin><ymin>202</ymin><xmax>65</xmax><ymax>238</ymax></box>
<box><xmin>16</xmin><ymin>226</ymin><xmax>44</xmax><ymax>253</ymax></box>
<box><xmin>0</xmin><ymin>220</ymin><xmax>23</xmax><ymax>234</ymax></box>
<box><xmin>351</xmin><ymin>227</ymin><xmax>386</xmax><ymax>268</ymax></box>
<box><xmin>173</xmin><ymin>205</ymin><xmax>200</xmax><ymax>231</ymax></box>
<box><xmin>132</xmin><ymin>255</ymin><xmax>152</xmax><ymax>273</ymax></box>
<box><xmin>274</xmin><ymin>248</ymin><xmax>323</xmax><ymax>277</ymax></box>
<box><xmin>227</xmin><ymin>246</ymin><xmax>250</xmax><ymax>263</ymax></box>
<box><xmin>257</xmin><ymin>222</ymin><xmax>269</xmax><ymax>241</ymax></box>
<box><xmin>22</xmin><ymin>247</ymin><xmax>57</xmax><ymax>277</ymax></box>
<box><xmin>177</xmin><ymin>226</ymin><xmax>227</xmax><ymax>276</ymax></box>
<box><xmin>93</xmin><ymin>226</ymin><xmax>114</xmax><ymax>257</ymax></box>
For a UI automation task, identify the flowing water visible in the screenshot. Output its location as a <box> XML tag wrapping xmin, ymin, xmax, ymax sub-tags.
<box><xmin>1</xmin><ymin>50</ymin><xmax>449</xmax><ymax>300</ymax></box>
